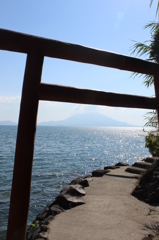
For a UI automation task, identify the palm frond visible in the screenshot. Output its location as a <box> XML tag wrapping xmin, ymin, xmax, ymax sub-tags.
<box><xmin>142</xmin><ymin>74</ymin><xmax>154</xmax><ymax>87</ymax></box>
<box><xmin>130</xmin><ymin>41</ymin><xmax>151</xmax><ymax>57</ymax></box>
<box><xmin>150</xmin><ymin>0</ymin><xmax>153</xmax><ymax>7</ymax></box>
<box><xmin>157</xmin><ymin>2</ymin><xmax>159</xmax><ymax>17</ymax></box>
<box><xmin>144</xmin><ymin>110</ymin><xmax>158</xmax><ymax>128</ymax></box>
<box><xmin>150</xmin><ymin>0</ymin><xmax>159</xmax><ymax>18</ymax></box>
<box><xmin>144</xmin><ymin>22</ymin><xmax>159</xmax><ymax>34</ymax></box>
<box><xmin>130</xmin><ymin>72</ymin><xmax>142</xmax><ymax>79</ymax></box>
<box><xmin>130</xmin><ymin>73</ymin><xmax>153</xmax><ymax>88</ymax></box>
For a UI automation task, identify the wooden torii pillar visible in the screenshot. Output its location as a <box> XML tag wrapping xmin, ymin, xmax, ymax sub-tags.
<box><xmin>6</xmin><ymin>48</ymin><xmax>44</xmax><ymax>240</ymax></box>
<box><xmin>154</xmin><ymin>72</ymin><xmax>159</xmax><ymax>128</ymax></box>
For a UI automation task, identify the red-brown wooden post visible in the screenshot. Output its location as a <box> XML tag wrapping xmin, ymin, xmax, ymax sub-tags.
<box><xmin>154</xmin><ymin>72</ymin><xmax>159</xmax><ymax>128</ymax></box>
<box><xmin>6</xmin><ymin>48</ymin><xmax>44</xmax><ymax>240</ymax></box>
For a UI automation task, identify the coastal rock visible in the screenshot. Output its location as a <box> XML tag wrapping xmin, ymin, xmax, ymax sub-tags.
<box><xmin>55</xmin><ymin>192</ymin><xmax>85</xmax><ymax>208</ymax></box>
<box><xmin>30</xmin><ymin>226</ymin><xmax>41</xmax><ymax>240</ymax></box>
<box><xmin>70</xmin><ymin>177</ymin><xmax>89</xmax><ymax>187</ymax></box>
<box><xmin>36</xmin><ymin>210</ymin><xmax>47</xmax><ymax>221</ymax></box>
<box><xmin>83</xmin><ymin>174</ymin><xmax>92</xmax><ymax>178</ymax></box>
<box><xmin>38</xmin><ymin>231</ymin><xmax>48</xmax><ymax>239</ymax></box>
<box><xmin>43</xmin><ymin>215</ymin><xmax>54</xmax><ymax>225</ymax></box>
<box><xmin>27</xmin><ymin>226</ymin><xmax>39</xmax><ymax>240</ymax></box>
<box><xmin>115</xmin><ymin>162</ymin><xmax>129</xmax><ymax>167</ymax></box>
<box><xmin>104</xmin><ymin>165</ymin><xmax>120</xmax><ymax>170</ymax></box>
<box><xmin>36</xmin><ymin>205</ymin><xmax>50</xmax><ymax>221</ymax></box>
<box><xmin>45</xmin><ymin>204</ymin><xmax>64</xmax><ymax>218</ymax></box>
<box><xmin>92</xmin><ymin>169</ymin><xmax>110</xmax><ymax>177</ymax></box>
<box><xmin>41</xmin><ymin>225</ymin><xmax>49</xmax><ymax>232</ymax></box>
<box><xmin>26</xmin><ymin>175</ymin><xmax>90</xmax><ymax>239</ymax></box>
<box><xmin>61</xmin><ymin>184</ymin><xmax>86</xmax><ymax>196</ymax></box>
<box><xmin>34</xmin><ymin>238</ymin><xmax>45</xmax><ymax>240</ymax></box>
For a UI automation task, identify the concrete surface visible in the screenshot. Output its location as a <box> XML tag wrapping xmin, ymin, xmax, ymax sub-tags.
<box><xmin>48</xmin><ymin>167</ymin><xmax>159</xmax><ymax>240</ymax></box>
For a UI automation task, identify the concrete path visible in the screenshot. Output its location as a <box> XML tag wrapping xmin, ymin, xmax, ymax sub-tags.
<box><xmin>48</xmin><ymin>167</ymin><xmax>159</xmax><ymax>240</ymax></box>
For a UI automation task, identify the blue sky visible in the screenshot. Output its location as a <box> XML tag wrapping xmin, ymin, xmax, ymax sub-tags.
<box><xmin>0</xmin><ymin>0</ymin><xmax>158</xmax><ymax>125</ymax></box>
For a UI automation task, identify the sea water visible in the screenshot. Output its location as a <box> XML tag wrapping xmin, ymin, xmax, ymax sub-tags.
<box><xmin>0</xmin><ymin>126</ymin><xmax>150</xmax><ymax>239</ymax></box>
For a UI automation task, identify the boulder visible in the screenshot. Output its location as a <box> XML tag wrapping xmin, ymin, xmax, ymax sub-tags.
<box><xmin>61</xmin><ymin>184</ymin><xmax>86</xmax><ymax>196</ymax></box>
<box><xmin>55</xmin><ymin>192</ymin><xmax>85</xmax><ymax>209</ymax></box>
<box><xmin>43</xmin><ymin>215</ymin><xmax>54</xmax><ymax>225</ymax></box>
<box><xmin>70</xmin><ymin>177</ymin><xmax>89</xmax><ymax>187</ymax></box>
<box><xmin>45</xmin><ymin>204</ymin><xmax>64</xmax><ymax>218</ymax></box>
<box><xmin>40</xmin><ymin>225</ymin><xmax>49</xmax><ymax>232</ymax></box>
<box><xmin>36</xmin><ymin>210</ymin><xmax>47</xmax><ymax>221</ymax></box>
<box><xmin>37</xmin><ymin>231</ymin><xmax>48</xmax><ymax>239</ymax></box>
<box><xmin>104</xmin><ymin>165</ymin><xmax>120</xmax><ymax>170</ymax></box>
<box><xmin>29</xmin><ymin>226</ymin><xmax>40</xmax><ymax>240</ymax></box>
<box><xmin>26</xmin><ymin>226</ymin><xmax>39</xmax><ymax>240</ymax></box>
<box><xmin>115</xmin><ymin>162</ymin><xmax>129</xmax><ymax>167</ymax></box>
<box><xmin>92</xmin><ymin>169</ymin><xmax>110</xmax><ymax>177</ymax></box>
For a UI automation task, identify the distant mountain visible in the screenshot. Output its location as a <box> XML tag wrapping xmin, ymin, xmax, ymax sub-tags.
<box><xmin>0</xmin><ymin>120</ymin><xmax>17</xmax><ymax>125</ymax></box>
<box><xmin>38</xmin><ymin>112</ymin><xmax>134</xmax><ymax>127</ymax></box>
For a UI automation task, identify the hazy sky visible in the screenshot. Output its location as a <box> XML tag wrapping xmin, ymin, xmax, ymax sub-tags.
<box><xmin>0</xmin><ymin>0</ymin><xmax>158</xmax><ymax>125</ymax></box>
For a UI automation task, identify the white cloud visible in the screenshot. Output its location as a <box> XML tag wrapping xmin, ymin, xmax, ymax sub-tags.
<box><xmin>0</xmin><ymin>96</ymin><xmax>20</xmax><ymax>103</ymax></box>
<box><xmin>97</xmin><ymin>106</ymin><xmax>148</xmax><ymax>126</ymax></box>
<box><xmin>0</xmin><ymin>95</ymin><xmax>21</xmax><ymax>122</ymax></box>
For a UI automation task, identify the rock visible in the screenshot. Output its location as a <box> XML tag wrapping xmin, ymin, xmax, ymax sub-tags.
<box><xmin>132</xmin><ymin>160</ymin><xmax>159</xmax><ymax>204</ymax></box>
<box><xmin>70</xmin><ymin>177</ymin><xmax>89</xmax><ymax>187</ymax></box>
<box><xmin>40</xmin><ymin>225</ymin><xmax>49</xmax><ymax>232</ymax></box>
<box><xmin>104</xmin><ymin>165</ymin><xmax>120</xmax><ymax>170</ymax></box>
<box><xmin>26</xmin><ymin>226</ymin><xmax>38</xmax><ymax>240</ymax></box>
<box><xmin>61</xmin><ymin>184</ymin><xmax>86</xmax><ymax>196</ymax></box>
<box><xmin>29</xmin><ymin>226</ymin><xmax>40</xmax><ymax>240</ymax></box>
<box><xmin>44</xmin><ymin>204</ymin><xmax>50</xmax><ymax>211</ymax></box>
<box><xmin>83</xmin><ymin>174</ymin><xmax>92</xmax><ymax>178</ymax></box>
<box><xmin>55</xmin><ymin>193</ymin><xmax>85</xmax><ymax>208</ymax></box>
<box><xmin>115</xmin><ymin>162</ymin><xmax>129</xmax><ymax>167</ymax></box>
<box><xmin>34</xmin><ymin>238</ymin><xmax>44</xmax><ymax>240</ymax></box>
<box><xmin>36</xmin><ymin>210</ymin><xmax>47</xmax><ymax>221</ymax></box>
<box><xmin>85</xmin><ymin>177</ymin><xmax>93</xmax><ymax>183</ymax></box>
<box><xmin>45</xmin><ymin>204</ymin><xmax>64</xmax><ymax>218</ymax></box>
<box><xmin>43</xmin><ymin>215</ymin><xmax>54</xmax><ymax>225</ymax></box>
<box><xmin>53</xmin><ymin>198</ymin><xmax>72</xmax><ymax>209</ymax></box>
<box><xmin>35</xmin><ymin>221</ymin><xmax>40</xmax><ymax>227</ymax></box>
<box><xmin>38</xmin><ymin>232</ymin><xmax>48</xmax><ymax>239</ymax></box>
<box><xmin>92</xmin><ymin>169</ymin><xmax>110</xmax><ymax>177</ymax></box>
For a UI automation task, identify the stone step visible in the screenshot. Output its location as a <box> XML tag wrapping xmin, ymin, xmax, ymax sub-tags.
<box><xmin>125</xmin><ymin>166</ymin><xmax>146</xmax><ymax>175</ymax></box>
<box><xmin>132</xmin><ymin>161</ymin><xmax>152</xmax><ymax>169</ymax></box>
<box><xmin>142</xmin><ymin>157</ymin><xmax>157</xmax><ymax>163</ymax></box>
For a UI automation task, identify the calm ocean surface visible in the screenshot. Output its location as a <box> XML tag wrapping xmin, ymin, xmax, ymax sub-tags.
<box><xmin>0</xmin><ymin>126</ymin><xmax>150</xmax><ymax>239</ymax></box>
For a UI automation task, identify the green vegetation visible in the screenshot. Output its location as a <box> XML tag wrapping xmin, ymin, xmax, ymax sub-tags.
<box><xmin>145</xmin><ymin>133</ymin><xmax>159</xmax><ymax>156</ymax></box>
<box><xmin>150</xmin><ymin>0</ymin><xmax>159</xmax><ymax>17</ymax></box>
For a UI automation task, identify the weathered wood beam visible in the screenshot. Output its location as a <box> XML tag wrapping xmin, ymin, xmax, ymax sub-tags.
<box><xmin>7</xmin><ymin>49</ymin><xmax>44</xmax><ymax>240</ymax></box>
<box><xmin>0</xmin><ymin>28</ymin><xmax>159</xmax><ymax>75</ymax></box>
<box><xmin>154</xmin><ymin>72</ymin><xmax>159</xmax><ymax>127</ymax></box>
<box><xmin>38</xmin><ymin>83</ymin><xmax>159</xmax><ymax>110</ymax></box>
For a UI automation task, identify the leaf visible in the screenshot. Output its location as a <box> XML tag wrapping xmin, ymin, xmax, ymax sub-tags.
<box><xmin>150</xmin><ymin>0</ymin><xmax>159</xmax><ymax>18</ymax></box>
<box><xmin>142</xmin><ymin>74</ymin><xmax>154</xmax><ymax>87</ymax></box>
<box><xmin>144</xmin><ymin>111</ymin><xmax>158</xmax><ymax>128</ymax></box>
<box><xmin>144</xmin><ymin>22</ymin><xmax>159</xmax><ymax>34</ymax></box>
<box><xmin>130</xmin><ymin>41</ymin><xmax>151</xmax><ymax>57</ymax></box>
<box><xmin>30</xmin><ymin>223</ymin><xmax>36</xmax><ymax>227</ymax></box>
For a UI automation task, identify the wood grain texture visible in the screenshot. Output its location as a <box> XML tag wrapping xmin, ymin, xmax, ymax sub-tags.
<box><xmin>38</xmin><ymin>83</ymin><xmax>159</xmax><ymax>110</ymax></box>
<box><xmin>0</xmin><ymin>28</ymin><xmax>159</xmax><ymax>75</ymax></box>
